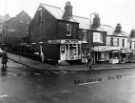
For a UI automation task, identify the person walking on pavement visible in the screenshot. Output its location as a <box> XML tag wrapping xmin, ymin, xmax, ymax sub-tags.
<box><xmin>87</xmin><ymin>53</ymin><xmax>93</xmax><ymax>71</ymax></box>
<box><xmin>1</xmin><ymin>50</ymin><xmax>8</xmax><ymax>72</ymax></box>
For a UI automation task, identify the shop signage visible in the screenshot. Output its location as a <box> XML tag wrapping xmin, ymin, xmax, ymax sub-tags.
<box><xmin>61</xmin><ymin>39</ymin><xmax>79</xmax><ymax>44</ymax></box>
<box><xmin>93</xmin><ymin>46</ymin><xmax>121</xmax><ymax>52</ymax></box>
<box><xmin>48</xmin><ymin>39</ymin><xmax>81</xmax><ymax>44</ymax></box>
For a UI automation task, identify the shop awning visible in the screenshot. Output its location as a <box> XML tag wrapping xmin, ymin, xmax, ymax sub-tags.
<box><xmin>93</xmin><ymin>46</ymin><xmax>121</xmax><ymax>52</ymax></box>
<box><xmin>121</xmin><ymin>48</ymin><xmax>132</xmax><ymax>53</ymax></box>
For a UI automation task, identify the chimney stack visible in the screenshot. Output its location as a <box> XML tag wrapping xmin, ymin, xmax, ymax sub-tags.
<box><xmin>91</xmin><ymin>13</ymin><xmax>100</xmax><ymax>28</ymax></box>
<box><xmin>115</xmin><ymin>23</ymin><xmax>122</xmax><ymax>33</ymax></box>
<box><xmin>63</xmin><ymin>1</ymin><xmax>72</xmax><ymax>19</ymax></box>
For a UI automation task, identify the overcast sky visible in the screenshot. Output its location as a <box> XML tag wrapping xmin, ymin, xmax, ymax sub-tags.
<box><xmin>0</xmin><ymin>0</ymin><xmax>135</xmax><ymax>33</ymax></box>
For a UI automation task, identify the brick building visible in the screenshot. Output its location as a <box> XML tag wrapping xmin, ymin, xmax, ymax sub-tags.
<box><xmin>29</xmin><ymin>2</ymin><xmax>89</xmax><ymax>63</ymax></box>
<box><xmin>3</xmin><ymin>11</ymin><xmax>31</xmax><ymax>45</ymax></box>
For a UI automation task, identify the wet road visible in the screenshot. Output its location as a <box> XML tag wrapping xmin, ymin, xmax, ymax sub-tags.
<box><xmin>1</xmin><ymin>61</ymin><xmax>135</xmax><ymax>103</ymax></box>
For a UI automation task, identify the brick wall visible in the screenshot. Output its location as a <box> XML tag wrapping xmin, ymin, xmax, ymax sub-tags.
<box><xmin>30</xmin><ymin>7</ymin><xmax>57</xmax><ymax>42</ymax></box>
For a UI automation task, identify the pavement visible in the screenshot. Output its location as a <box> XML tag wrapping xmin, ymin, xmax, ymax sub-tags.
<box><xmin>7</xmin><ymin>52</ymin><xmax>135</xmax><ymax>71</ymax></box>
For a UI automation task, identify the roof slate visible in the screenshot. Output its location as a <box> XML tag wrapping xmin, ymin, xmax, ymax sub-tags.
<box><xmin>40</xmin><ymin>3</ymin><xmax>63</xmax><ymax>19</ymax></box>
<box><xmin>39</xmin><ymin>3</ymin><xmax>128</xmax><ymax>36</ymax></box>
<box><xmin>72</xmin><ymin>15</ymin><xmax>90</xmax><ymax>29</ymax></box>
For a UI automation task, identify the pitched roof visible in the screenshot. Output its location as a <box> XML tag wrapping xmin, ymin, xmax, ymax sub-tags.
<box><xmin>4</xmin><ymin>11</ymin><xmax>31</xmax><ymax>38</ymax></box>
<box><xmin>0</xmin><ymin>14</ymin><xmax>10</xmax><ymax>23</ymax></box>
<box><xmin>94</xmin><ymin>24</ymin><xmax>128</xmax><ymax>36</ymax></box>
<box><xmin>97</xmin><ymin>25</ymin><xmax>114</xmax><ymax>35</ymax></box>
<box><xmin>40</xmin><ymin>3</ymin><xmax>63</xmax><ymax>19</ymax></box>
<box><xmin>39</xmin><ymin>3</ymin><xmax>92</xmax><ymax>29</ymax></box>
<box><xmin>113</xmin><ymin>32</ymin><xmax>128</xmax><ymax>37</ymax></box>
<box><xmin>72</xmin><ymin>15</ymin><xmax>90</xmax><ymax>29</ymax></box>
<box><xmin>39</xmin><ymin>2</ymin><xmax>128</xmax><ymax>36</ymax></box>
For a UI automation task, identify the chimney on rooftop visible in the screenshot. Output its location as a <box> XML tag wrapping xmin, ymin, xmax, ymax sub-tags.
<box><xmin>63</xmin><ymin>1</ymin><xmax>72</xmax><ymax>19</ymax></box>
<box><xmin>91</xmin><ymin>13</ymin><xmax>100</xmax><ymax>28</ymax></box>
<box><xmin>114</xmin><ymin>23</ymin><xmax>122</xmax><ymax>33</ymax></box>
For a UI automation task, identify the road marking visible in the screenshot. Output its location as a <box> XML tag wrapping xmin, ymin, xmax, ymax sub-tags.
<box><xmin>0</xmin><ymin>94</ymin><xmax>8</xmax><ymax>98</ymax></box>
<box><xmin>79</xmin><ymin>81</ymin><xmax>99</xmax><ymax>86</ymax></box>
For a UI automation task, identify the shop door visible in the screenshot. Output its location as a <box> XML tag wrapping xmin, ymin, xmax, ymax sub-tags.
<box><xmin>69</xmin><ymin>44</ymin><xmax>78</xmax><ymax>60</ymax></box>
<box><xmin>60</xmin><ymin>45</ymin><xmax>66</xmax><ymax>60</ymax></box>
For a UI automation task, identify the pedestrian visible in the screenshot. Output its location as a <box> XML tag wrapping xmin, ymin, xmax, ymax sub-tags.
<box><xmin>1</xmin><ymin>50</ymin><xmax>8</xmax><ymax>72</ymax></box>
<box><xmin>87</xmin><ymin>54</ymin><xmax>93</xmax><ymax>71</ymax></box>
<box><xmin>40</xmin><ymin>45</ymin><xmax>45</xmax><ymax>63</ymax></box>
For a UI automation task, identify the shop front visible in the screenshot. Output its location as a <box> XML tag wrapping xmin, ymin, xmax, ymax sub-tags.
<box><xmin>92</xmin><ymin>46</ymin><xmax>121</xmax><ymax>64</ymax></box>
<box><xmin>47</xmin><ymin>39</ymin><xmax>87</xmax><ymax>63</ymax></box>
<box><xmin>119</xmin><ymin>48</ymin><xmax>132</xmax><ymax>63</ymax></box>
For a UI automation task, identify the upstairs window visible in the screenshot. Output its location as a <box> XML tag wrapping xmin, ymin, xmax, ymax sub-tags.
<box><xmin>66</xmin><ymin>24</ymin><xmax>72</xmax><ymax>36</ymax></box>
<box><xmin>122</xmin><ymin>39</ymin><xmax>125</xmax><ymax>48</ymax></box>
<box><xmin>134</xmin><ymin>42</ymin><xmax>135</xmax><ymax>49</ymax></box>
<box><xmin>117</xmin><ymin>38</ymin><xmax>119</xmax><ymax>46</ymax></box>
<box><xmin>130</xmin><ymin>42</ymin><xmax>132</xmax><ymax>49</ymax></box>
<box><xmin>93</xmin><ymin>32</ymin><xmax>103</xmax><ymax>43</ymax></box>
<box><xmin>110</xmin><ymin>37</ymin><xmax>113</xmax><ymax>46</ymax></box>
<box><xmin>113</xmin><ymin>38</ymin><xmax>117</xmax><ymax>46</ymax></box>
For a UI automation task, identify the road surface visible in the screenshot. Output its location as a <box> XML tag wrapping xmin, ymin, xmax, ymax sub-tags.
<box><xmin>0</xmin><ymin>60</ymin><xmax>135</xmax><ymax>103</ymax></box>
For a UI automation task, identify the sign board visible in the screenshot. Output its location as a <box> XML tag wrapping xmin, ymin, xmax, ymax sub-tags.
<box><xmin>48</xmin><ymin>39</ymin><xmax>84</xmax><ymax>44</ymax></box>
<box><xmin>93</xmin><ymin>46</ymin><xmax>121</xmax><ymax>52</ymax></box>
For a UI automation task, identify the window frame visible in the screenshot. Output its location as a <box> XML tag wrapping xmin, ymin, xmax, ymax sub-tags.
<box><xmin>66</xmin><ymin>24</ymin><xmax>72</xmax><ymax>36</ymax></box>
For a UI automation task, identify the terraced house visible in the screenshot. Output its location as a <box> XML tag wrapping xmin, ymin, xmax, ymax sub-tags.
<box><xmin>106</xmin><ymin>24</ymin><xmax>130</xmax><ymax>63</ymax></box>
<box><xmin>88</xmin><ymin>14</ymin><xmax>131</xmax><ymax>64</ymax></box>
<box><xmin>129</xmin><ymin>29</ymin><xmax>135</xmax><ymax>61</ymax></box>
<box><xmin>29</xmin><ymin>1</ymin><xmax>91</xmax><ymax>63</ymax></box>
<box><xmin>29</xmin><ymin>1</ymin><xmax>132</xmax><ymax>64</ymax></box>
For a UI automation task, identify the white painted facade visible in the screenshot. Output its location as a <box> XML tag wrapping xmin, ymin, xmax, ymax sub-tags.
<box><xmin>106</xmin><ymin>35</ymin><xmax>129</xmax><ymax>49</ymax></box>
<box><xmin>129</xmin><ymin>38</ymin><xmax>135</xmax><ymax>50</ymax></box>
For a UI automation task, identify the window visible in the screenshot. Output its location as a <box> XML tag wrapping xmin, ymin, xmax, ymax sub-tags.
<box><xmin>122</xmin><ymin>39</ymin><xmax>125</xmax><ymax>47</ymax></box>
<box><xmin>66</xmin><ymin>24</ymin><xmax>72</xmax><ymax>36</ymax></box>
<box><xmin>130</xmin><ymin>42</ymin><xmax>132</xmax><ymax>49</ymax></box>
<box><xmin>93</xmin><ymin>32</ymin><xmax>103</xmax><ymax>43</ymax></box>
<box><xmin>110</xmin><ymin>37</ymin><xmax>113</xmax><ymax>46</ymax></box>
<box><xmin>117</xmin><ymin>38</ymin><xmax>119</xmax><ymax>46</ymax></box>
<box><xmin>113</xmin><ymin>38</ymin><xmax>117</xmax><ymax>46</ymax></box>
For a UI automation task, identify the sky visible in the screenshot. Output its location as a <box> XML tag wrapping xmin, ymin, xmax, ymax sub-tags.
<box><xmin>0</xmin><ymin>0</ymin><xmax>135</xmax><ymax>33</ymax></box>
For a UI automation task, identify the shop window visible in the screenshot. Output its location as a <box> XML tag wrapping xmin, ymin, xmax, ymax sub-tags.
<box><xmin>66</xmin><ymin>24</ymin><xmax>72</xmax><ymax>36</ymax></box>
